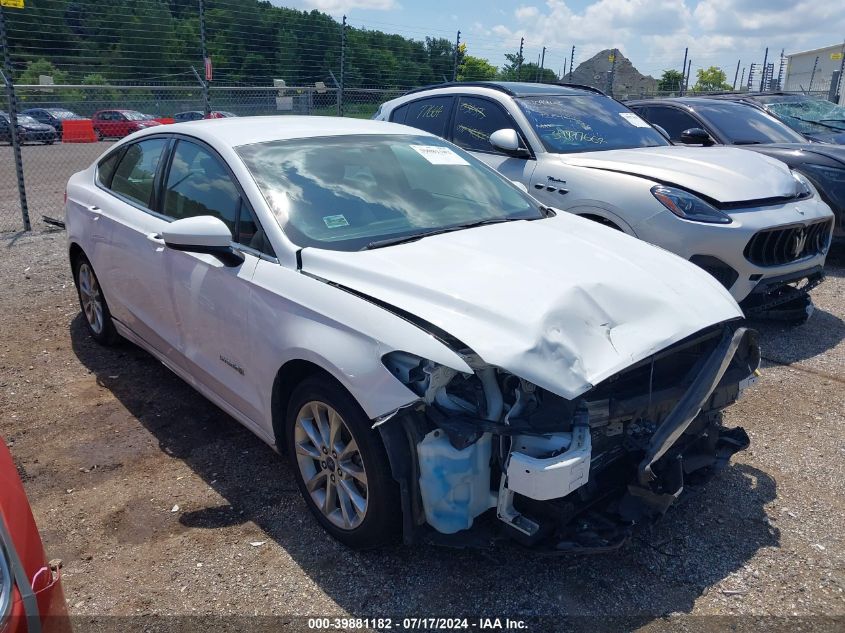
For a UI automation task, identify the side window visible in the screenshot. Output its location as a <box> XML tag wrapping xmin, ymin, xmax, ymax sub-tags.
<box><xmin>97</xmin><ymin>148</ymin><xmax>124</xmax><ymax>188</ymax></box>
<box><xmin>390</xmin><ymin>103</ymin><xmax>409</xmax><ymax>124</ymax></box>
<box><xmin>400</xmin><ymin>97</ymin><xmax>454</xmax><ymax>137</ymax></box>
<box><xmin>646</xmin><ymin>106</ymin><xmax>702</xmax><ymax>142</ymax></box>
<box><xmin>162</xmin><ymin>140</ymin><xmax>241</xmax><ymax>234</ymax></box>
<box><xmin>110</xmin><ymin>138</ymin><xmax>168</xmax><ymax>207</ymax></box>
<box><xmin>452</xmin><ymin>97</ymin><xmax>517</xmax><ymax>153</ymax></box>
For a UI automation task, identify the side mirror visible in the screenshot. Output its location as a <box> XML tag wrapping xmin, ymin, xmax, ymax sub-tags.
<box><xmin>680</xmin><ymin>127</ymin><xmax>715</xmax><ymax>146</ymax></box>
<box><xmin>162</xmin><ymin>216</ymin><xmax>244</xmax><ymax>266</ymax></box>
<box><xmin>490</xmin><ymin>128</ymin><xmax>530</xmax><ymax>157</ymax></box>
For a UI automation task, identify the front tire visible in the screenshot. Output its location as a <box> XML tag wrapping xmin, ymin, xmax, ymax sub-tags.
<box><xmin>285</xmin><ymin>376</ymin><xmax>400</xmax><ymax>549</ymax></box>
<box><xmin>73</xmin><ymin>254</ymin><xmax>119</xmax><ymax>345</ymax></box>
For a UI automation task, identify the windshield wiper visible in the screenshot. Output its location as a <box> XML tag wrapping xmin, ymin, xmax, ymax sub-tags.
<box><xmin>786</xmin><ymin>115</ymin><xmax>843</xmax><ymax>131</ymax></box>
<box><xmin>818</xmin><ymin>119</ymin><xmax>845</xmax><ymax>130</ymax></box>
<box><xmin>732</xmin><ymin>140</ymin><xmax>764</xmax><ymax>145</ymax></box>
<box><xmin>364</xmin><ymin>217</ymin><xmax>523</xmax><ymax>250</ymax></box>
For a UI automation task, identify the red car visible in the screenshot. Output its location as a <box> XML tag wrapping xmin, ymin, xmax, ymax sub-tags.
<box><xmin>1</xmin><ymin>440</ymin><xmax>70</xmax><ymax>633</ymax></box>
<box><xmin>91</xmin><ymin>109</ymin><xmax>161</xmax><ymax>140</ymax></box>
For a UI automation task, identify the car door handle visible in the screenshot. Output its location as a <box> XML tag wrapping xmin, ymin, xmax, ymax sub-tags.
<box><xmin>146</xmin><ymin>232</ymin><xmax>165</xmax><ymax>245</ymax></box>
<box><xmin>87</xmin><ymin>205</ymin><xmax>101</xmax><ymax>219</ymax></box>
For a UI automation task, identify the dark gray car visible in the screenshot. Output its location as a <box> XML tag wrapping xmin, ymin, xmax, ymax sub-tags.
<box><xmin>627</xmin><ymin>97</ymin><xmax>845</xmax><ymax>238</ymax></box>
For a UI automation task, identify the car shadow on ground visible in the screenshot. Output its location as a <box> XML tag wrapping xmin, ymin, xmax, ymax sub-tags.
<box><xmin>749</xmin><ymin>306</ymin><xmax>844</xmax><ymax>366</ymax></box>
<box><xmin>70</xmin><ymin>315</ymin><xmax>779</xmax><ymax>620</ymax></box>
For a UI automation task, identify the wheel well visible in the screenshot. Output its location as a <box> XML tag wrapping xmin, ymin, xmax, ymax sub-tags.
<box><xmin>271</xmin><ymin>359</ymin><xmax>336</xmax><ymax>451</ymax></box>
<box><xmin>578</xmin><ymin>213</ymin><xmax>623</xmax><ymax>231</ymax></box>
<box><xmin>69</xmin><ymin>243</ymin><xmax>84</xmax><ymax>284</ymax></box>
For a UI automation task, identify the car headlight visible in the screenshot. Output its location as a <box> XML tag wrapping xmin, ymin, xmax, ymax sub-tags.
<box><xmin>651</xmin><ymin>185</ymin><xmax>732</xmax><ymax>224</ymax></box>
<box><xmin>792</xmin><ymin>170</ymin><xmax>815</xmax><ymax>198</ymax></box>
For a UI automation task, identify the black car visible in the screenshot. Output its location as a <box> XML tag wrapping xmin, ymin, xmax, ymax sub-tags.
<box><xmin>21</xmin><ymin>107</ymin><xmax>85</xmax><ymax>135</ymax></box>
<box><xmin>0</xmin><ymin>111</ymin><xmax>58</xmax><ymax>145</ymax></box>
<box><xmin>702</xmin><ymin>93</ymin><xmax>845</xmax><ymax>145</ymax></box>
<box><xmin>627</xmin><ymin>97</ymin><xmax>845</xmax><ymax>238</ymax></box>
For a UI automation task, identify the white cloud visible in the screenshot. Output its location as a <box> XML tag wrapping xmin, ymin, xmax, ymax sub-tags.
<box><xmin>481</xmin><ymin>0</ymin><xmax>845</xmax><ymax>77</ymax></box>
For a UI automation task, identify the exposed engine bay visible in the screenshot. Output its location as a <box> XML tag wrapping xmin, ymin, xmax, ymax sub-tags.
<box><xmin>376</xmin><ymin>321</ymin><xmax>760</xmax><ymax>552</ymax></box>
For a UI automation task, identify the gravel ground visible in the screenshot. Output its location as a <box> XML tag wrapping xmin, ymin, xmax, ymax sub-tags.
<box><xmin>0</xmin><ymin>142</ymin><xmax>113</xmax><ymax>233</ymax></box>
<box><xmin>0</xmin><ymin>230</ymin><xmax>843</xmax><ymax>630</ymax></box>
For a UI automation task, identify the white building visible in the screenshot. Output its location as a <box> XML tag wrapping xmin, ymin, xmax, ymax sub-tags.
<box><xmin>784</xmin><ymin>43</ymin><xmax>845</xmax><ymax>104</ymax></box>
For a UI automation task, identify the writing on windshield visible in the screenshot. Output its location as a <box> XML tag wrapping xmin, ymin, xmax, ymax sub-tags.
<box><xmin>516</xmin><ymin>96</ymin><xmax>668</xmax><ymax>154</ymax></box>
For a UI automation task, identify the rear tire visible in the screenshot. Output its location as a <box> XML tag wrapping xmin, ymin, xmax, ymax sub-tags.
<box><xmin>72</xmin><ymin>254</ymin><xmax>119</xmax><ymax>346</ymax></box>
<box><xmin>285</xmin><ymin>375</ymin><xmax>400</xmax><ymax>549</ymax></box>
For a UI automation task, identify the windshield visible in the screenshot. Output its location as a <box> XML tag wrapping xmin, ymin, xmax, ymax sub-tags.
<box><xmin>762</xmin><ymin>98</ymin><xmax>845</xmax><ymax>133</ymax></box>
<box><xmin>50</xmin><ymin>109</ymin><xmax>80</xmax><ymax>120</ymax></box>
<box><xmin>123</xmin><ymin>111</ymin><xmax>147</xmax><ymax>121</ymax></box>
<box><xmin>694</xmin><ymin>102</ymin><xmax>807</xmax><ymax>144</ymax></box>
<box><xmin>17</xmin><ymin>115</ymin><xmax>39</xmax><ymax>125</ymax></box>
<box><xmin>516</xmin><ymin>95</ymin><xmax>669</xmax><ymax>153</ymax></box>
<box><xmin>237</xmin><ymin>134</ymin><xmax>543</xmax><ymax>251</ymax></box>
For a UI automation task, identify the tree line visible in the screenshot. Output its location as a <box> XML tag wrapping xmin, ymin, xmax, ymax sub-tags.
<box><xmin>5</xmin><ymin>0</ymin><xmax>558</xmax><ymax>88</ymax></box>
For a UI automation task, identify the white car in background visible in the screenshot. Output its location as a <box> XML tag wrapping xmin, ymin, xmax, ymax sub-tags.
<box><xmin>375</xmin><ymin>82</ymin><xmax>835</xmax><ymax>322</ymax></box>
<box><xmin>66</xmin><ymin>117</ymin><xmax>759</xmax><ymax>551</ymax></box>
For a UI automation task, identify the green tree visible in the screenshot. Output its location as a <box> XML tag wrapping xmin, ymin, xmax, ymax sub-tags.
<box><xmin>694</xmin><ymin>66</ymin><xmax>732</xmax><ymax>92</ymax></box>
<box><xmin>17</xmin><ymin>59</ymin><xmax>69</xmax><ymax>85</ymax></box>
<box><xmin>459</xmin><ymin>55</ymin><xmax>498</xmax><ymax>81</ymax></box>
<box><xmin>657</xmin><ymin>69</ymin><xmax>685</xmax><ymax>93</ymax></box>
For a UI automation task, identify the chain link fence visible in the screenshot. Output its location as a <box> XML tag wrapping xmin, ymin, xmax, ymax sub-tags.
<box><xmin>0</xmin><ymin>84</ymin><xmax>405</xmax><ymax>233</ymax></box>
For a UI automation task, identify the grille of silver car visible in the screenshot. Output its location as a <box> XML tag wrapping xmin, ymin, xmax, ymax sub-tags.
<box><xmin>744</xmin><ymin>219</ymin><xmax>833</xmax><ymax>267</ymax></box>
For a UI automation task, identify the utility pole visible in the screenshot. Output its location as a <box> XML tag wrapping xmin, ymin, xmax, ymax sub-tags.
<box><xmin>733</xmin><ymin>59</ymin><xmax>741</xmax><ymax>90</ymax></box>
<box><xmin>759</xmin><ymin>47</ymin><xmax>768</xmax><ymax>91</ymax></box>
<box><xmin>339</xmin><ymin>15</ymin><xmax>346</xmax><ymax>116</ymax></box>
<box><xmin>680</xmin><ymin>47</ymin><xmax>688</xmax><ymax>95</ymax></box>
<box><xmin>808</xmin><ymin>55</ymin><xmax>820</xmax><ymax>92</ymax></box>
<box><xmin>452</xmin><ymin>30</ymin><xmax>461</xmax><ymax>82</ymax></box>
<box><xmin>0</xmin><ymin>6</ymin><xmax>29</xmax><ymax>231</ymax></box>
<box><xmin>538</xmin><ymin>46</ymin><xmax>546</xmax><ymax>83</ymax></box>
<box><xmin>516</xmin><ymin>37</ymin><xmax>524</xmax><ymax>80</ymax></box>
<box><xmin>568</xmin><ymin>45</ymin><xmax>575</xmax><ymax>80</ymax></box>
<box><xmin>198</xmin><ymin>0</ymin><xmax>210</xmax><ymax>116</ymax></box>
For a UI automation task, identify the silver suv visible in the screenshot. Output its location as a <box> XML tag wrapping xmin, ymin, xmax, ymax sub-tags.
<box><xmin>376</xmin><ymin>82</ymin><xmax>835</xmax><ymax>322</ymax></box>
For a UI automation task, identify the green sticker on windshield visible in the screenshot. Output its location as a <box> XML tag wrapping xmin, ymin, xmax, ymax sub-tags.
<box><xmin>323</xmin><ymin>214</ymin><xmax>349</xmax><ymax>229</ymax></box>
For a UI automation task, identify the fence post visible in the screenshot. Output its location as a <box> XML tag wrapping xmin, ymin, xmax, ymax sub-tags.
<box><xmin>516</xmin><ymin>37</ymin><xmax>524</xmax><ymax>80</ymax></box>
<box><xmin>568</xmin><ymin>46</ymin><xmax>575</xmax><ymax>81</ymax></box>
<box><xmin>339</xmin><ymin>15</ymin><xmax>346</xmax><ymax>117</ymax></box>
<box><xmin>199</xmin><ymin>0</ymin><xmax>211</xmax><ymax>115</ymax></box>
<box><xmin>452</xmin><ymin>30</ymin><xmax>460</xmax><ymax>82</ymax></box>
<box><xmin>607</xmin><ymin>48</ymin><xmax>617</xmax><ymax>96</ymax></box>
<box><xmin>0</xmin><ymin>8</ymin><xmax>29</xmax><ymax>232</ymax></box>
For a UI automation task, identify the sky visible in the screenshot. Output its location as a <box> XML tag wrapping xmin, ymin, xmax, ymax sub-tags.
<box><xmin>271</xmin><ymin>0</ymin><xmax>845</xmax><ymax>83</ymax></box>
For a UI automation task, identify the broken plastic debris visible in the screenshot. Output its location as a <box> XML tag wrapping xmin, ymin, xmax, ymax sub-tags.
<box><xmin>171</xmin><ymin>504</ymin><xmax>180</xmax><ymax>513</ymax></box>
<box><xmin>249</xmin><ymin>541</ymin><xmax>266</xmax><ymax>547</ymax></box>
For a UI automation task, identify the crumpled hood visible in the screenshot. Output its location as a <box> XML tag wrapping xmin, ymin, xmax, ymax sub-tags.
<box><xmin>301</xmin><ymin>215</ymin><xmax>742</xmax><ymax>400</ymax></box>
<box><xmin>559</xmin><ymin>145</ymin><xmax>798</xmax><ymax>203</ymax></box>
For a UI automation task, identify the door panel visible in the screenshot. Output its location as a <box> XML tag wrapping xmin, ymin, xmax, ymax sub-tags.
<box><xmin>163</xmin><ymin>249</ymin><xmax>262</xmax><ymax>422</ymax></box>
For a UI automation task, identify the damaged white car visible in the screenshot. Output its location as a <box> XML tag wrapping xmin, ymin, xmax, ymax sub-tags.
<box><xmin>66</xmin><ymin>117</ymin><xmax>760</xmax><ymax>551</ymax></box>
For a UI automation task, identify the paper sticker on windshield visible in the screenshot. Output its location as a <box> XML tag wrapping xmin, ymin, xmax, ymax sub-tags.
<box><xmin>619</xmin><ymin>112</ymin><xmax>651</xmax><ymax>128</ymax></box>
<box><xmin>323</xmin><ymin>214</ymin><xmax>349</xmax><ymax>229</ymax></box>
<box><xmin>410</xmin><ymin>145</ymin><xmax>469</xmax><ymax>165</ymax></box>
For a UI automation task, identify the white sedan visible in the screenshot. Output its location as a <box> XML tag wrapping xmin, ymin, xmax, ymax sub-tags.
<box><xmin>66</xmin><ymin>117</ymin><xmax>760</xmax><ymax>551</ymax></box>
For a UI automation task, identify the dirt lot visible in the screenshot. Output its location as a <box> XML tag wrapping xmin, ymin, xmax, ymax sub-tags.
<box><xmin>0</xmin><ymin>228</ymin><xmax>843</xmax><ymax>629</ymax></box>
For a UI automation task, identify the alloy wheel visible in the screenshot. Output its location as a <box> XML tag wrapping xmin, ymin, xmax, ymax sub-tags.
<box><xmin>78</xmin><ymin>262</ymin><xmax>104</xmax><ymax>335</ymax></box>
<box><xmin>294</xmin><ymin>400</ymin><xmax>369</xmax><ymax>530</ymax></box>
